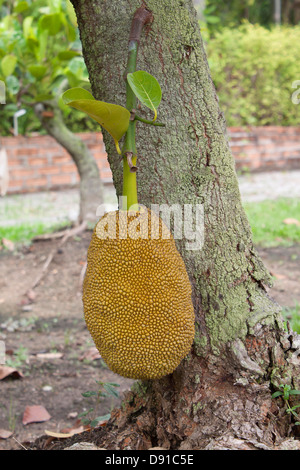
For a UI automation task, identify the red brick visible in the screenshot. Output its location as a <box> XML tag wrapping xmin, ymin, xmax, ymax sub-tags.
<box><xmin>26</xmin><ymin>177</ymin><xmax>48</xmax><ymax>187</ymax></box>
<box><xmin>93</xmin><ymin>152</ymin><xmax>107</xmax><ymax>160</ymax></box>
<box><xmin>52</xmin><ymin>155</ymin><xmax>72</xmax><ymax>164</ymax></box>
<box><xmin>11</xmin><ymin>168</ymin><xmax>34</xmax><ymax>178</ymax></box>
<box><xmin>2</xmin><ymin>127</ymin><xmax>300</xmax><ymax>194</ymax></box>
<box><xmin>28</xmin><ymin>157</ymin><xmax>48</xmax><ymax>166</ymax></box>
<box><xmin>50</xmin><ymin>174</ymin><xmax>73</xmax><ymax>185</ymax></box>
<box><xmin>6</xmin><ymin>148</ymin><xmax>21</xmax><ymax>157</ymax></box>
<box><xmin>59</xmin><ymin>164</ymin><xmax>76</xmax><ymax>173</ymax></box>
<box><xmin>8</xmin><ymin>179</ymin><xmax>25</xmax><ymax>190</ymax></box>
<box><xmin>37</xmin><ymin>166</ymin><xmax>61</xmax><ymax>175</ymax></box>
<box><xmin>7</xmin><ymin>157</ymin><xmax>24</xmax><ymax>167</ymax></box>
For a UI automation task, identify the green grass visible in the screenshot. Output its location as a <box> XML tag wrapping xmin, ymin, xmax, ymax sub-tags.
<box><xmin>282</xmin><ymin>302</ymin><xmax>300</xmax><ymax>334</ymax></box>
<box><xmin>243</xmin><ymin>198</ymin><xmax>300</xmax><ymax>247</ymax></box>
<box><xmin>1</xmin><ymin>221</ymin><xmax>70</xmax><ymax>245</ymax></box>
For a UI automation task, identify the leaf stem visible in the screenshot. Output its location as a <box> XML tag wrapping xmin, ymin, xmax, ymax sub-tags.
<box><xmin>134</xmin><ymin>114</ymin><xmax>165</xmax><ymax>127</ymax></box>
<box><xmin>122</xmin><ymin>41</ymin><xmax>138</xmax><ymax>211</ymax></box>
<box><xmin>121</xmin><ymin>6</ymin><xmax>152</xmax><ymax>211</ymax></box>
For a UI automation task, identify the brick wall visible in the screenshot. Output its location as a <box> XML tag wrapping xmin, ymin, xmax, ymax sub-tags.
<box><xmin>229</xmin><ymin>126</ymin><xmax>300</xmax><ymax>172</ymax></box>
<box><xmin>1</xmin><ymin>132</ymin><xmax>111</xmax><ymax>194</ymax></box>
<box><xmin>1</xmin><ymin>126</ymin><xmax>300</xmax><ymax>195</ymax></box>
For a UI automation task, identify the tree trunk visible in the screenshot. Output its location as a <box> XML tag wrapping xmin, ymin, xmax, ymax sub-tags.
<box><xmin>71</xmin><ymin>0</ymin><xmax>300</xmax><ymax>450</ymax></box>
<box><xmin>282</xmin><ymin>0</ymin><xmax>292</xmax><ymax>23</ymax></box>
<box><xmin>34</xmin><ymin>101</ymin><xmax>103</xmax><ymax>223</ymax></box>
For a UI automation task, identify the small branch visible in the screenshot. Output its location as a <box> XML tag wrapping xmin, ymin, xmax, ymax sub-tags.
<box><xmin>13</xmin><ymin>436</ymin><xmax>29</xmax><ymax>450</ymax></box>
<box><xmin>32</xmin><ymin>227</ymin><xmax>72</xmax><ymax>242</ymax></box>
<box><xmin>134</xmin><ymin>114</ymin><xmax>165</xmax><ymax>127</ymax></box>
<box><xmin>26</xmin><ymin>221</ymin><xmax>87</xmax><ymax>293</ymax></box>
<box><xmin>129</xmin><ymin>5</ymin><xmax>153</xmax><ymax>44</ymax></box>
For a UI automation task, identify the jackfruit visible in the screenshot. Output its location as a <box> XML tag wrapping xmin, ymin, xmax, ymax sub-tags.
<box><xmin>82</xmin><ymin>206</ymin><xmax>195</xmax><ymax>380</ymax></box>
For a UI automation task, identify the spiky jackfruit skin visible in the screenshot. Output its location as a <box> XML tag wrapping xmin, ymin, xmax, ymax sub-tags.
<box><xmin>82</xmin><ymin>207</ymin><xmax>195</xmax><ymax>380</ymax></box>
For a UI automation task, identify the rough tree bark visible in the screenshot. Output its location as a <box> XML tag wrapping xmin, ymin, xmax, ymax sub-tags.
<box><xmin>34</xmin><ymin>99</ymin><xmax>103</xmax><ymax>223</ymax></box>
<box><xmin>70</xmin><ymin>0</ymin><xmax>300</xmax><ymax>450</ymax></box>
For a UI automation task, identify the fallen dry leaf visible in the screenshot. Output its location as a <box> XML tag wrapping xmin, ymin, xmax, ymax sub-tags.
<box><xmin>0</xmin><ymin>366</ymin><xmax>23</xmax><ymax>380</ymax></box>
<box><xmin>1</xmin><ymin>238</ymin><xmax>14</xmax><ymax>251</ymax></box>
<box><xmin>44</xmin><ymin>430</ymin><xmax>74</xmax><ymax>439</ymax></box>
<box><xmin>0</xmin><ymin>429</ymin><xmax>13</xmax><ymax>439</ymax></box>
<box><xmin>36</xmin><ymin>352</ymin><xmax>63</xmax><ymax>360</ymax></box>
<box><xmin>61</xmin><ymin>419</ymin><xmax>91</xmax><ymax>435</ymax></box>
<box><xmin>22</xmin><ymin>405</ymin><xmax>51</xmax><ymax>425</ymax></box>
<box><xmin>79</xmin><ymin>347</ymin><xmax>101</xmax><ymax>361</ymax></box>
<box><xmin>45</xmin><ymin>421</ymin><xmax>89</xmax><ymax>440</ymax></box>
<box><xmin>283</xmin><ymin>218</ymin><xmax>300</xmax><ymax>226</ymax></box>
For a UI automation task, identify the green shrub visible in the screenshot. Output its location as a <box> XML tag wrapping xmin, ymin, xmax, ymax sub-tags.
<box><xmin>0</xmin><ymin>0</ymin><xmax>99</xmax><ymax>136</ymax></box>
<box><xmin>206</xmin><ymin>23</ymin><xmax>300</xmax><ymax>126</ymax></box>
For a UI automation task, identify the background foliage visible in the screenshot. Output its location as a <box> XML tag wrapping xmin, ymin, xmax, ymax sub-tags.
<box><xmin>0</xmin><ymin>1</ymin><xmax>299</xmax><ymax>134</ymax></box>
<box><xmin>0</xmin><ymin>0</ymin><xmax>98</xmax><ymax>136</ymax></box>
<box><xmin>206</xmin><ymin>23</ymin><xmax>300</xmax><ymax>126</ymax></box>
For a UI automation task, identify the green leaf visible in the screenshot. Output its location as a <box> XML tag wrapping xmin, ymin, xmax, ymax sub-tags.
<box><xmin>65</xmin><ymin>22</ymin><xmax>77</xmax><ymax>43</ymax></box>
<box><xmin>90</xmin><ymin>413</ymin><xmax>111</xmax><ymax>427</ymax></box>
<box><xmin>26</xmin><ymin>37</ymin><xmax>39</xmax><ymax>52</ymax></box>
<box><xmin>272</xmin><ymin>391</ymin><xmax>283</xmax><ymax>399</ymax></box>
<box><xmin>127</xmin><ymin>70</ymin><xmax>162</xmax><ymax>121</ymax></box>
<box><xmin>1</xmin><ymin>55</ymin><xmax>17</xmax><ymax>77</ymax></box>
<box><xmin>81</xmin><ymin>391</ymin><xmax>97</xmax><ymax>398</ymax></box>
<box><xmin>14</xmin><ymin>1</ymin><xmax>29</xmax><ymax>14</ymax></box>
<box><xmin>205</xmin><ymin>15</ymin><xmax>221</xmax><ymax>24</ymax></box>
<box><xmin>28</xmin><ymin>65</ymin><xmax>47</xmax><ymax>80</ymax></box>
<box><xmin>290</xmin><ymin>404</ymin><xmax>300</xmax><ymax>410</ymax></box>
<box><xmin>37</xmin><ymin>30</ymin><xmax>48</xmax><ymax>61</ymax></box>
<box><xmin>34</xmin><ymin>93</ymin><xmax>53</xmax><ymax>102</ymax></box>
<box><xmin>49</xmin><ymin>0</ymin><xmax>62</xmax><ymax>13</ymax></box>
<box><xmin>106</xmin><ymin>382</ymin><xmax>120</xmax><ymax>387</ymax></box>
<box><xmin>39</xmin><ymin>14</ymin><xmax>62</xmax><ymax>36</ymax></box>
<box><xmin>283</xmin><ymin>385</ymin><xmax>292</xmax><ymax>400</ymax></box>
<box><xmin>57</xmin><ymin>50</ymin><xmax>80</xmax><ymax>61</ymax></box>
<box><xmin>23</xmin><ymin>16</ymin><xmax>33</xmax><ymax>38</ymax></box>
<box><xmin>62</xmin><ymin>88</ymin><xmax>130</xmax><ymax>153</ymax></box>
<box><xmin>62</xmin><ymin>87</ymin><xmax>94</xmax><ymax>103</ymax></box>
<box><xmin>103</xmin><ymin>383</ymin><xmax>119</xmax><ymax>398</ymax></box>
<box><xmin>66</xmin><ymin>0</ymin><xmax>77</xmax><ymax>26</ymax></box>
<box><xmin>67</xmin><ymin>57</ymin><xmax>86</xmax><ymax>76</ymax></box>
<box><xmin>5</xmin><ymin>75</ymin><xmax>20</xmax><ymax>95</ymax></box>
<box><xmin>65</xmin><ymin>70</ymin><xmax>79</xmax><ymax>88</ymax></box>
<box><xmin>289</xmin><ymin>390</ymin><xmax>300</xmax><ymax>396</ymax></box>
<box><xmin>78</xmin><ymin>408</ymin><xmax>94</xmax><ymax>417</ymax></box>
<box><xmin>80</xmin><ymin>418</ymin><xmax>91</xmax><ymax>426</ymax></box>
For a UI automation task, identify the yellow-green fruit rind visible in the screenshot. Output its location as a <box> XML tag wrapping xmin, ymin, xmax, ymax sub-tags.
<box><xmin>82</xmin><ymin>207</ymin><xmax>195</xmax><ymax>380</ymax></box>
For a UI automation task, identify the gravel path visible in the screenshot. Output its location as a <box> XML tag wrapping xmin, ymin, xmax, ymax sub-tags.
<box><xmin>0</xmin><ymin>171</ymin><xmax>299</xmax><ymax>227</ymax></box>
<box><xmin>238</xmin><ymin>170</ymin><xmax>300</xmax><ymax>203</ymax></box>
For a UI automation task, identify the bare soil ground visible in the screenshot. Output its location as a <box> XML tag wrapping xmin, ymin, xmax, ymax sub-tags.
<box><xmin>0</xmin><ymin>232</ymin><xmax>299</xmax><ymax>450</ymax></box>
